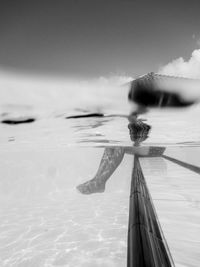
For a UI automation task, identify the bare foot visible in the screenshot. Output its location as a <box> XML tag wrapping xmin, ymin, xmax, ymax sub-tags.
<box><xmin>76</xmin><ymin>178</ymin><xmax>105</xmax><ymax>194</ymax></box>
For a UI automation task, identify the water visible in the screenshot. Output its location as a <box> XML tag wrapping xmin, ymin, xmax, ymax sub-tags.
<box><xmin>0</xmin><ymin>76</ymin><xmax>200</xmax><ymax>266</ymax></box>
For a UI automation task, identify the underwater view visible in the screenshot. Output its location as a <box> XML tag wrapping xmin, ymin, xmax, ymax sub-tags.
<box><xmin>0</xmin><ymin>74</ymin><xmax>200</xmax><ymax>267</ymax></box>
<box><xmin>1</xmin><ymin>1</ymin><xmax>200</xmax><ymax>266</ymax></box>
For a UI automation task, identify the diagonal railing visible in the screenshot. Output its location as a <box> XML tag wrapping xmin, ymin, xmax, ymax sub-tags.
<box><xmin>127</xmin><ymin>156</ymin><xmax>174</xmax><ymax>267</ymax></box>
<box><xmin>162</xmin><ymin>155</ymin><xmax>200</xmax><ymax>175</ymax></box>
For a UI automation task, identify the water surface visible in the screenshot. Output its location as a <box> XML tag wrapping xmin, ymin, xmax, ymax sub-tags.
<box><xmin>0</xmin><ymin>78</ymin><xmax>200</xmax><ymax>266</ymax></box>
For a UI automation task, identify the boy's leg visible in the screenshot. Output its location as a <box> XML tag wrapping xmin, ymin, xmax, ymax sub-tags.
<box><xmin>77</xmin><ymin>147</ymin><xmax>125</xmax><ymax>194</ymax></box>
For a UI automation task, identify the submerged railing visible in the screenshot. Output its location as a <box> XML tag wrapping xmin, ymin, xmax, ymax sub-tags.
<box><xmin>163</xmin><ymin>155</ymin><xmax>200</xmax><ymax>175</ymax></box>
<box><xmin>127</xmin><ymin>156</ymin><xmax>174</xmax><ymax>267</ymax></box>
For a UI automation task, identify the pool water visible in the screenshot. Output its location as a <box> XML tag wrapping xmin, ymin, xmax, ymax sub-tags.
<box><xmin>0</xmin><ymin>77</ymin><xmax>200</xmax><ymax>266</ymax></box>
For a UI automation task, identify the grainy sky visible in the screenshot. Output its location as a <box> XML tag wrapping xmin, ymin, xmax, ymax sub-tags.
<box><xmin>0</xmin><ymin>0</ymin><xmax>200</xmax><ymax>78</ymax></box>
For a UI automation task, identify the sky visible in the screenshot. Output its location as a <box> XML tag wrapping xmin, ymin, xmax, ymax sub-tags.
<box><xmin>0</xmin><ymin>0</ymin><xmax>200</xmax><ymax>78</ymax></box>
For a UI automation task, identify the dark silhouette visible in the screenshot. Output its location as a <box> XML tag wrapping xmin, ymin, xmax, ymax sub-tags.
<box><xmin>66</xmin><ymin>113</ymin><xmax>104</xmax><ymax>119</ymax></box>
<box><xmin>128</xmin><ymin>72</ymin><xmax>196</xmax><ymax>108</ymax></box>
<box><xmin>2</xmin><ymin>118</ymin><xmax>35</xmax><ymax>125</ymax></box>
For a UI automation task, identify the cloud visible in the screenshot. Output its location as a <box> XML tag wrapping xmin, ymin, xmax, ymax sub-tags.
<box><xmin>158</xmin><ymin>49</ymin><xmax>200</xmax><ymax>79</ymax></box>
